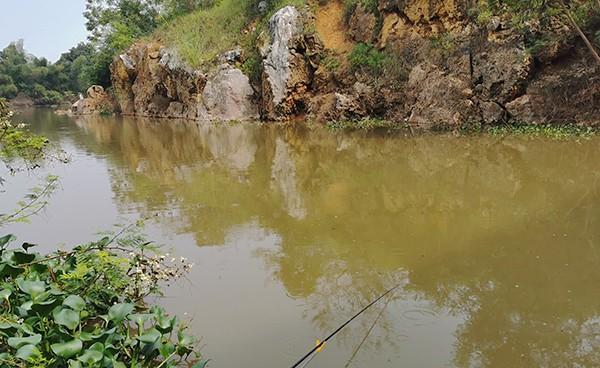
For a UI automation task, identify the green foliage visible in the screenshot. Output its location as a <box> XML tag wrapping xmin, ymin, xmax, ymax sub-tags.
<box><xmin>348</xmin><ymin>43</ymin><xmax>386</xmax><ymax>73</ymax></box>
<box><xmin>322</xmin><ymin>52</ymin><xmax>341</xmax><ymax>72</ymax></box>
<box><xmin>0</xmin><ymin>230</ymin><xmax>203</xmax><ymax>368</ymax></box>
<box><xmin>487</xmin><ymin>123</ymin><xmax>597</xmax><ymax>139</ymax></box>
<box><xmin>161</xmin><ymin>0</ymin><xmax>218</xmax><ymax>20</ymax></box>
<box><xmin>82</xmin><ymin>0</ymin><xmax>227</xmax><ymax>85</ymax></box>
<box><xmin>473</xmin><ymin>0</ymin><xmax>599</xmax><ymax>31</ymax></box>
<box><xmin>241</xmin><ymin>52</ymin><xmax>263</xmax><ymax>85</ymax></box>
<box><xmin>326</xmin><ymin>118</ymin><xmax>403</xmax><ymax>131</ymax></box>
<box><xmin>430</xmin><ymin>32</ymin><xmax>456</xmax><ymax>52</ymax></box>
<box><xmin>0</xmin><ymin>100</ymin><xmax>67</xmax><ymax>226</ymax></box>
<box><xmin>0</xmin><ymin>42</ymin><xmax>67</xmax><ymax>104</ymax></box>
<box><xmin>0</xmin><ymin>99</ymin><xmax>48</xmax><ymax>164</ymax></box>
<box><xmin>55</xmin><ymin>43</ymin><xmax>97</xmax><ymax>93</ymax></box>
<box><xmin>0</xmin><ymin>40</ymin><xmax>102</xmax><ymax>103</ymax></box>
<box><xmin>158</xmin><ymin>0</ymin><xmax>258</xmax><ymax>67</ymax></box>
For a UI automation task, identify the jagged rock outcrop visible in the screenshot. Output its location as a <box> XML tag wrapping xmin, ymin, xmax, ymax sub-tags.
<box><xmin>72</xmin><ymin>85</ymin><xmax>116</xmax><ymax>115</ymax></box>
<box><xmin>110</xmin><ymin>43</ymin><xmax>257</xmax><ymax>121</ymax></box>
<box><xmin>261</xmin><ymin>6</ymin><xmax>322</xmax><ymax>120</ymax></box>
<box><xmin>506</xmin><ymin>50</ymin><xmax>600</xmax><ymax>124</ymax></box>
<box><xmin>406</xmin><ymin>63</ymin><xmax>477</xmax><ymax>128</ymax></box>
<box><xmin>110</xmin><ymin>43</ymin><xmax>204</xmax><ymax>119</ymax></box>
<box><xmin>104</xmin><ymin>1</ymin><xmax>599</xmax><ymax>127</ymax></box>
<box><xmin>198</xmin><ymin>64</ymin><xmax>258</xmax><ymax>121</ymax></box>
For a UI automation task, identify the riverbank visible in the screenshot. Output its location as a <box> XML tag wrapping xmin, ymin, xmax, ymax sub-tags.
<box><xmin>77</xmin><ymin>1</ymin><xmax>600</xmax><ymax>129</ymax></box>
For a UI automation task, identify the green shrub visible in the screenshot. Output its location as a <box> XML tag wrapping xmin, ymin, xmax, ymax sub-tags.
<box><xmin>0</xmin><ymin>230</ymin><xmax>206</xmax><ymax>368</ymax></box>
<box><xmin>322</xmin><ymin>52</ymin><xmax>341</xmax><ymax>72</ymax></box>
<box><xmin>348</xmin><ymin>43</ymin><xmax>386</xmax><ymax>73</ymax></box>
<box><xmin>487</xmin><ymin>123</ymin><xmax>597</xmax><ymax>139</ymax></box>
<box><xmin>326</xmin><ymin>118</ymin><xmax>401</xmax><ymax>131</ymax></box>
<box><xmin>430</xmin><ymin>33</ymin><xmax>456</xmax><ymax>52</ymax></box>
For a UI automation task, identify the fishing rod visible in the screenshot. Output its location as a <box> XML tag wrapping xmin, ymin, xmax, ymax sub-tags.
<box><xmin>289</xmin><ymin>283</ymin><xmax>402</xmax><ymax>368</ymax></box>
<box><xmin>344</xmin><ymin>288</ymin><xmax>396</xmax><ymax>368</ymax></box>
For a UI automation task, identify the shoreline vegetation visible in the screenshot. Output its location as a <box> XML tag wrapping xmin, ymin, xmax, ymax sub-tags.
<box><xmin>0</xmin><ymin>99</ymin><xmax>205</xmax><ymax>368</ymax></box>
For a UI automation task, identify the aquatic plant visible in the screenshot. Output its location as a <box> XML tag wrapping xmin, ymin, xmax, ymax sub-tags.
<box><xmin>0</xmin><ymin>229</ymin><xmax>206</xmax><ymax>368</ymax></box>
<box><xmin>487</xmin><ymin>123</ymin><xmax>597</xmax><ymax>139</ymax></box>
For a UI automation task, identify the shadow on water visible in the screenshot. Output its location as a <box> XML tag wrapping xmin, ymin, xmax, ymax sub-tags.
<box><xmin>11</xmin><ymin>109</ymin><xmax>600</xmax><ymax>367</ymax></box>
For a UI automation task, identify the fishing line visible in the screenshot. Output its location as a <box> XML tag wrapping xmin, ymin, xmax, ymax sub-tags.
<box><xmin>344</xmin><ymin>289</ymin><xmax>396</xmax><ymax>367</ymax></box>
<box><xmin>289</xmin><ymin>283</ymin><xmax>402</xmax><ymax>368</ymax></box>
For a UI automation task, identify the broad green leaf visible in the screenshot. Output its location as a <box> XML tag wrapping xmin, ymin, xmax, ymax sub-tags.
<box><xmin>8</xmin><ymin>334</ymin><xmax>42</xmax><ymax>348</ymax></box>
<box><xmin>20</xmin><ymin>323</ymin><xmax>35</xmax><ymax>335</ymax></box>
<box><xmin>51</xmin><ymin>338</ymin><xmax>83</xmax><ymax>358</ymax></box>
<box><xmin>17</xmin><ymin>279</ymin><xmax>46</xmax><ymax>297</ymax></box>
<box><xmin>31</xmin><ymin>298</ymin><xmax>59</xmax><ymax>315</ymax></box>
<box><xmin>89</xmin><ymin>342</ymin><xmax>104</xmax><ymax>352</ymax></box>
<box><xmin>191</xmin><ymin>359</ymin><xmax>210</xmax><ymax>368</ymax></box>
<box><xmin>0</xmin><ymin>289</ymin><xmax>11</xmax><ymax>300</ymax></box>
<box><xmin>137</xmin><ymin>328</ymin><xmax>161</xmax><ymax>344</ymax></box>
<box><xmin>15</xmin><ymin>344</ymin><xmax>40</xmax><ymax>361</ymax></box>
<box><xmin>53</xmin><ymin>308</ymin><xmax>80</xmax><ymax>330</ymax></box>
<box><xmin>63</xmin><ymin>295</ymin><xmax>85</xmax><ymax>311</ymax></box>
<box><xmin>178</xmin><ymin>330</ymin><xmax>195</xmax><ymax>346</ymax></box>
<box><xmin>31</xmin><ymin>290</ymin><xmax>51</xmax><ymax>303</ymax></box>
<box><xmin>12</xmin><ymin>251</ymin><xmax>35</xmax><ymax>264</ymax></box>
<box><xmin>0</xmin><ymin>263</ymin><xmax>22</xmax><ymax>277</ymax></box>
<box><xmin>68</xmin><ymin>360</ymin><xmax>82</xmax><ymax>368</ymax></box>
<box><xmin>0</xmin><ymin>322</ymin><xmax>18</xmax><ymax>330</ymax></box>
<box><xmin>159</xmin><ymin>342</ymin><xmax>175</xmax><ymax>359</ymax></box>
<box><xmin>156</xmin><ymin>314</ymin><xmax>176</xmax><ymax>334</ymax></box>
<box><xmin>128</xmin><ymin>313</ymin><xmax>153</xmax><ymax>326</ymax></box>
<box><xmin>77</xmin><ymin>332</ymin><xmax>93</xmax><ymax>342</ymax></box>
<box><xmin>77</xmin><ymin>349</ymin><xmax>103</xmax><ymax>364</ymax></box>
<box><xmin>108</xmin><ymin>303</ymin><xmax>134</xmax><ymax>323</ymax></box>
<box><xmin>112</xmin><ymin>360</ymin><xmax>126</xmax><ymax>368</ymax></box>
<box><xmin>0</xmin><ymin>234</ymin><xmax>15</xmax><ymax>248</ymax></box>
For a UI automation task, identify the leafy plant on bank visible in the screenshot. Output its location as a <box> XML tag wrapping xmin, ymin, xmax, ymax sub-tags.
<box><xmin>0</xmin><ymin>100</ymin><xmax>205</xmax><ymax>367</ymax></box>
<box><xmin>0</xmin><ymin>98</ymin><xmax>66</xmax><ymax>226</ymax></box>
<box><xmin>0</xmin><ymin>228</ymin><xmax>205</xmax><ymax>368</ymax></box>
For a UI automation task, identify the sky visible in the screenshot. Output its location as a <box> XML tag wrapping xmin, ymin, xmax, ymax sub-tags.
<box><xmin>0</xmin><ymin>0</ymin><xmax>88</xmax><ymax>62</ymax></box>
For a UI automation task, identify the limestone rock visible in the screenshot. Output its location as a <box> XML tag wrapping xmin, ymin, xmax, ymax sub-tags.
<box><xmin>220</xmin><ymin>47</ymin><xmax>242</xmax><ymax>64</ymax></box>
<box><xmin>506</xmin><ymin>53</ymin><xmax>600</xmax><ymax>125</ymax></box>
<box><xmin>72</xmin><ymin>85</ymin><xmax>115</xmax><ymax>115</ymax></box>
<box><xmin>110</xmin><ymin>43</ymin><xmax>204</xmax><ymax>119</ymax></box>
<box><xmin>261</xmin><ymin>6</ymin><xmax>322</xmax><ymax>120</ymax></box>
<box><xmin>471</xmin><ymin>46</ymin><xmax>533</xmax><ymax>104</ymax></box>
<box><xmin>309</xmin><ymin>92</ymin><xmax>366</xmax><ymax>122</ymax></box>
<box><xmin>506</xmin><ymin>95</ymin><xmax>535</xmax><ymax>123</ymax></box>
<box><xmin>406</xmin><ymin>63</ymin><xmax>477</xmax><ymax>128</ymax></box>
<box><xmin>480</xmin><ymin>100</ymin><xmax>507</xmax><ymax>125</ymax></box>
<box><xmin>198</xmin><ymin>64</ymin><xmax>258</xmax><ymax>121</ymax></box>
<box><xmin>262</xmin><ymin>6</ymin><xmax>303</xmax><ymax>113</ymax></box>
<box><xmin>257</xmin><ymin>1</ymin><xmax>268</xmax><ymax>13</ymax></box>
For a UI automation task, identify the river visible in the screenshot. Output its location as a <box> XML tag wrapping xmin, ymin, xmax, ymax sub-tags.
<box><xmin>2</xmin><ymin>108</ymin><xmax>599</xmax><ymax>367</ymax></box>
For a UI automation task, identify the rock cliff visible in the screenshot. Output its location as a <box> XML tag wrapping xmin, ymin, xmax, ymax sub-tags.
<box><xmin>107</xmin><ymin>0</ymin><xmax>599</xmax><ymax>128</ymax></box>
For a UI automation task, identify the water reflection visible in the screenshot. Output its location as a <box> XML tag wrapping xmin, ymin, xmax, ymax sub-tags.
<box><xmin>17</xmin><ymin>110</ymin><xmax>600</xmax><ymax>367</ymax></box>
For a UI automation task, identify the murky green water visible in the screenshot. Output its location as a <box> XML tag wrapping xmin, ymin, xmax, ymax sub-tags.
<box><xmin>2</xmin><ymin>109</ymin><xmax>600</xmax><ymax>367</ymax></box>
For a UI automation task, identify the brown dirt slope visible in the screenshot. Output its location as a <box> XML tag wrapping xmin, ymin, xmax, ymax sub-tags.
<box><xmin>315</xmin><ymin>0</ymin><xmax>353</xmax><ymax>53</ymax></box>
